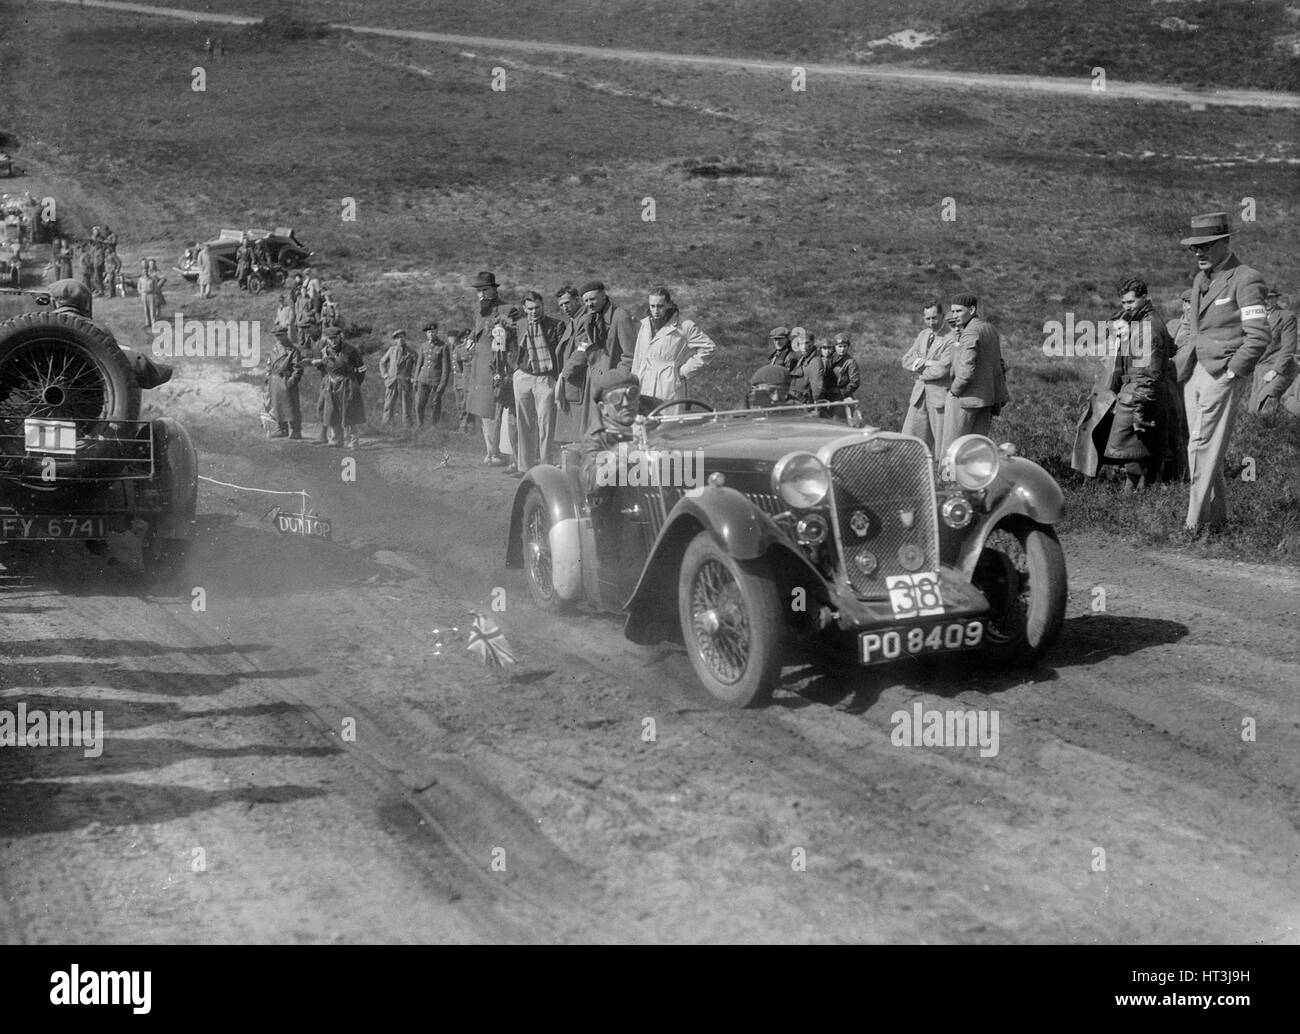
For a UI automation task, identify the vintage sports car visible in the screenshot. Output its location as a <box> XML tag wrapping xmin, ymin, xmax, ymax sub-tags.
<box><xmin>506</xmin><ymin>401</ymin><xmax>1067</xmax><ymax>707</ymax></box>
<box><xmin>0</xmin><ymin>292</ymin><xmax>197</xmax><ymax>579</ymax></box>
<box><xmin>175</xmin><ymin>227</ymin><xmax>312</xmax><ymax>286</ymax></box>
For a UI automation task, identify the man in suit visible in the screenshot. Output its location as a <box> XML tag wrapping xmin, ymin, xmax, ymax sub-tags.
<box><xmin>512</xmin><ymin>290</ymin><xmax>562</xmax><ymax>472</ymax></box>
<box><xmin>900</xmin><ymin>299</ymin><xmax>955</xmax><ymax>451</ymax></box>
<box><xmin>561</xmin><ymin>280</ymin><xmax>636</xmax><ymax>435</ymax></box>
<box><xmin>1173</xmin><ymin>211</ymin><xmax>1271</xmax><ymax>534</ymax></box>
<box><xmin>941</xmin><ymin>293</ymin><xmax>1009</xmax><ymax>455</ymax></box>
<box><xmin>1249</xmin><ymin>286</ymin><xmax>1296</xmax><ymax>416</ymax></box>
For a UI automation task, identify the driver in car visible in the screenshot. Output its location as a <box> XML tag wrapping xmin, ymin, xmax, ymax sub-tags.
<box><xmin>47</xmin><ymin>278</ymin><xmax>171</xmax><ymax>389</ymax></box>
<box><xmin>579</xmin><ymin>371</ymin><xmax>652</xmax><ymax>496</ymax></box>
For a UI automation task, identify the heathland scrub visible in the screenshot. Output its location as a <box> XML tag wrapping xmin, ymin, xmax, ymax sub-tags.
<box><xmin>2</xmin><ymin>4</ymin><xmax>1295</xmax><ymax>561</ymax></box>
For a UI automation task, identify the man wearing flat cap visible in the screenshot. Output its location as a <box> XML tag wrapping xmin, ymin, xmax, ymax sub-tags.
<box><xmin>380</xmin><ymin>329</ymin><xmax>418</xmax><ymax>433</ymax></box>
<box><xmin>767</xmin><ymin>327</ymin><xmax>798</xmax><ymax>375</ymax></box>
<box><xmin>562</xmin><ymin>280</ymin><xmax>636</xmax><ymax>436</ymax></box>
<box><xmin>414</xmin><ymin>321</ymin><xmax>453</xmax><ymax>439</ymax></box>
<box><xmin>578</xmin><ymin>370</ymin><xmax>646</xmax><ymax>496</ymax></box>
<box><xmin>264</xmin><ymin>326</ymin><xmax>304</xmax><ymax>439</ymax></box>
<box><xmin>465</xmin><ymin>271</ymin><xmax>521</xmax><ymax>465</ymax></box>
<box><xmin>941</xmin><ymin>294</ymin><xmax>1009</xmax><ymax>455</ymax></box>
<box><xmin>1172</xmin><ymin>211</ymin><xmax>1271</xmax><ymax>533</ymax></box>
<box><xmin>900</xmin><ymin>299</ymin><xmax>955</xmax><ymax>451</ymax></box>
<box><xmin>1249</xmin><ymin>286</ymin><xmax>1296</xmax><ymax>416</ymax></box>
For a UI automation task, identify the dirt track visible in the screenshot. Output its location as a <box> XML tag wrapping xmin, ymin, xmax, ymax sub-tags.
<box><xmin>37</xmin><ymin>0</ymin><xmax>1300</xmax><ymax>109</ymax></box>
<box><xmin>2</xmin><ymin>328</ymin><xmax>1297</xmax><ymax>942</ymax></box>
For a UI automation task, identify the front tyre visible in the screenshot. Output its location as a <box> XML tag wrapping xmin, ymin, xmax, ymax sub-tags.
<box><xmin>247</xmin><ymin>272</ymin><xmax>264</xmax><ymax>294</ymax></box>
<box><xmin>520</xmin><ymin>487</ymin><xmax>569</xmax><ymax>612</ymax></box>
<box><xmin>677</xmin><ymin>533</ymin><xmax>783</xmax><ymax>707</ymax></box>
<box><xmin>972</xmin><ymin>518</ymin><xmax>1067</xmax><ymax>666</ymax></box>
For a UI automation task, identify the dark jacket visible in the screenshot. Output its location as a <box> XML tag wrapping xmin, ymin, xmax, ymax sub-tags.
<box><xmin>415</xmin><ymin>336</ymin><xmax>453</xmax><ymax>391</ymax></box>
<box><xmin>1070</xmin><ymin>301</ymin><xmax>1176</xmax><ymax>476</ymax></box>
<box><xmin>561</xmin><ymin>297</ymin><xmax>637</xmax><ymax>434</ymax></box>
<box><xmin>949</xmin><ymin>317</ymin><xmax>1010</xmax><ymax>410</ymax></box>
<box><xmin>467</xmin><ymin>297</ymin><xmax>520</xmax><ymax>418</ymax></box>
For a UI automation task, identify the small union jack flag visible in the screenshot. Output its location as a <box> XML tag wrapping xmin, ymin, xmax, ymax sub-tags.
<box><xmin>466</xmin><ymin>612</ymin><xmax>516</xmax><ymax>670</ymax></box>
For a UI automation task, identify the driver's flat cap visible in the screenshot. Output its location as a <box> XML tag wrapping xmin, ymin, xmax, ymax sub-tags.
<box><xmin>592</xmin><ymin>370</ymin><xmax>640</xmax><ymax>403</ymax></box>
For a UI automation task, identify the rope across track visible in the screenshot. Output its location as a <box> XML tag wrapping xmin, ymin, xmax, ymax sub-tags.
<box><xmin>197</xmin><ymin>474</ymin><xmax>313</xmax><ymax>514</ymax></box>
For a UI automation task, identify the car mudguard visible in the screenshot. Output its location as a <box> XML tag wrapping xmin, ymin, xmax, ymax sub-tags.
<box><xmin>505</xmin><ymin>464</ymin><xmax>580</xmax><ymax>570</ymax></box>
<box><xmin>623</xmin><ymin>486</ymin><xmax>790</xmax><ymax>641</ymax></box>
<box><xmin>150</xmin><ymin>417</ymin><xmax>198</xmax><ymax>539</ymax></box>
<box><xmin>956</xmin><ymin>455</ymin><xmax>1065</xmax><ymax>578</ymax></box>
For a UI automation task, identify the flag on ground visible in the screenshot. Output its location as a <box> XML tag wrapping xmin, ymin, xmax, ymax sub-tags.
<box><xmin>467</xmin><ymin>612</ymin><xmax>516</xmax><ymax>670</ymax></box>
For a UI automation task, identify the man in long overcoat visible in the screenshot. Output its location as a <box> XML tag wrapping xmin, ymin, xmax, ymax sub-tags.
<box><xmin>265</xmin><ymin>327</ymin><xmax>304</xmax><ymax>439</ymax></box>
<box><xmin>1071</xmin><ymin>278</ymin><xmax>1177</xmax><ymax>491</ymax></box>
<box><xmin>465</xmin><ymin>271</ymin><xmax>519</xmax><ymax>464</ymax></box>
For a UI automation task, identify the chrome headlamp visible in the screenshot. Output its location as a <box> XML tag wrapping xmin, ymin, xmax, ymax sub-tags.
<box><xmin>942</xmin><ymin>435</ymin><xmax>1000</xmax><ymax>491</ymax></box>
<box><xmin>771</xmin><ymin>452</ymin><xmax>830</xmax><ymax>509</ymax></box>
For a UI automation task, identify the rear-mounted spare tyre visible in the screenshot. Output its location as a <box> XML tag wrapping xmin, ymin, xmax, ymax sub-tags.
<box><xmin>0</xmin><ymin>311</ymin><xmax>141</xmax><ymax>482</ymax></box>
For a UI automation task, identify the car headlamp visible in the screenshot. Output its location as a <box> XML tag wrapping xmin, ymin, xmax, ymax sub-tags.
<box><xmin>772</xmin><ymin>452</ymin><xmax>830</xmax><ymax>509</ymax></box>
<box><xmin>943</xmin><ymin>435</ymin><xmax>1000</xmax><ymax>491</ymax></box>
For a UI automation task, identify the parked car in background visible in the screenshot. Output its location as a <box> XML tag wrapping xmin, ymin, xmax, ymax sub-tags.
<box><xmin>175</xmin><ymin>226</ymin><xmax>312</xmax><ymax>286</ymax></box>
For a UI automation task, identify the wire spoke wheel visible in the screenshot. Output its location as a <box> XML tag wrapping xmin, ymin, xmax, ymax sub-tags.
<box><xmin>689</xmin><ymin>559</ymin><xmax>751</xmax><ymax>684</ymax></box>
<box><xmin>519</xmin><ymin>488</ymin><xmax>570</xmax><ymax>611</ymax></box>
<box><xmin>0</xmin><ymin>311</ymin><xmax>141</xmax><ymax>484</ymax></box>
<box><xmin>525</xmin><ymin>499</ymin><xmax>554</xmax><ymax>604</ymax></box>
<box><xmin>677</xmin><ymin>534</ymin><xmax>782</xmax><ymax>707</ymax></box>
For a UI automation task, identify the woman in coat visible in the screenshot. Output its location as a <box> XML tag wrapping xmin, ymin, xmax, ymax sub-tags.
<box><xmin>1070</xmin><ymin>281</ymin><xmax>1177</xmax><ymax>492</ymax></box>
<box><xmin>630</xmin><ymin>287</ymin><xmax>716</xmax><ymax>407</ymax></box>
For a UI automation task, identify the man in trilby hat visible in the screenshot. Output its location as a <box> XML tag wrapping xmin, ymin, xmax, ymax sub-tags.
<box><xmin>1172</xmin><ymin>211</ymin><xmax>1270</xmax><ymax>534</ymax></box>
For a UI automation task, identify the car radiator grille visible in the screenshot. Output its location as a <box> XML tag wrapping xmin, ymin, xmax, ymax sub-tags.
<box><xmin>829</xmin><ymin>437</ymin><xmax>938</xmax><ymax>597</ymax></box>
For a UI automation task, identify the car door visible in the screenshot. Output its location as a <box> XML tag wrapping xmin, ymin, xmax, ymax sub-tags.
<box><xmin>590</xmin><ymin>481</ymin><xmax>655</xmax><ymax>611</ymax></box>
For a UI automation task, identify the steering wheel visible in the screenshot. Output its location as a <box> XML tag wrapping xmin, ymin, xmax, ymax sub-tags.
<box><xmin>647</xmin><ymin>398</ymin><xmax>715</xmax><ymax>417</ymax></box>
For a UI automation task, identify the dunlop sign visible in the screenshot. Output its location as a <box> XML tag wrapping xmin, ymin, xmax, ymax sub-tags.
<box><xmin>268</xmin><ymin>506</ymin><xmax>332</xmax><ymax>540</ymax></box>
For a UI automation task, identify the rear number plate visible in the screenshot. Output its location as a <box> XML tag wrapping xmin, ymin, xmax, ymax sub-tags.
<box><xmin>860</xmin><ymin>620</ymin><xmax>984</xmax><ymax>665</ymax></box>
<box><xmin>0</xmin><ymin>516</ymin><xmax>107</xmax><ymax>540</ymax></box>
